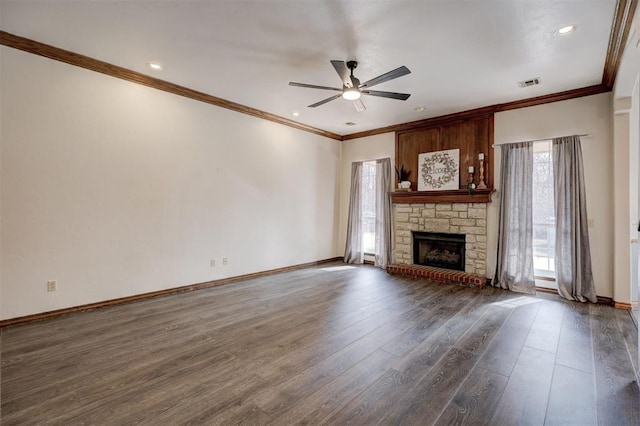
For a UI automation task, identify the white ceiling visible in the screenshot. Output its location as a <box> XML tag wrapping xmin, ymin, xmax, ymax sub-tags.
<box><xmin>1</xmin><ymin>0</ymin><xmax>617</xmax><ymax>136</ymax></box>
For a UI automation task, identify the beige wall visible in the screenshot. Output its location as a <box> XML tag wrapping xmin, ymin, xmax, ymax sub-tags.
<box><xmin>341</xmin><ymin>93</ymin><xmax>614</xmax><ymax>298</ymax></box>
<box><xmin>612</xmin><ymin>5</ymin><xmax>640</xmax><ymax>308</ymax></box>
<box><xmin>494</xmin><ymin>92</ymin><xmax>614</xmax><ymax>298</ymax></box>
<box><xmin>0</xmin><ymin>48</ymin><xmax>341</xmax><ymax>320</ymax></box>
<box><xmin>338</xmin><ymin>133</ymin><xmax>395</xmax><ymax>255</ymax></box>
<box><xmin>0</xmin><ymin>47</ymin><xmax>622</xmax><ymax>321</ymax></box>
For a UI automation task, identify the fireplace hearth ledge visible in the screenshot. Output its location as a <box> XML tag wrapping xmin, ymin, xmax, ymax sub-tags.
<box><xmin>387</xmin><ymin>264</ymin><xmax>486</xmax><ymax>288</ymax></box>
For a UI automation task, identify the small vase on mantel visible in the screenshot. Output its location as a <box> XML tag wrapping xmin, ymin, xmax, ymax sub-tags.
<box><xmin>395</xmin><ymin>165</ymin><xmax>412</xmax><ymax>191</ymax></box>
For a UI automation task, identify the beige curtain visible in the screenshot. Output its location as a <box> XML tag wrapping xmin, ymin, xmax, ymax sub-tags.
<box><xmin>553</xmin><ymin>136</ymin><xmax>597</xmax><ymax>303</ymax></box>
<box><xmin>344</xmin><ymin>162</ymin><xmax>363</xmax><ymax>264</ymax></box>
<box><xmin>374</xmin><ymin>158</ymin><xmax>393</xmax><ymax>268</ymax></box>
<box><xmin>493</xmin><ymin>142</ymin><xmax>536</xmax><ymax>294</ymax></box>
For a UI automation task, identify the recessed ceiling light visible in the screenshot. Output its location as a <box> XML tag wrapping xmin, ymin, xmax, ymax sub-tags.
<box><xmin>146</xmin><ymin>62</ymin><xmax>162</xmax><ymax>71</ymax></box>
<box><xmin>292</xmin><ymin>111</ymin><xmax>300</xmax><ymax>117</ymax></box>
<box><xmin>555</xmin><ymin>25</ymin><xmax>577</xmax><ymax>36</ymax></box>
<box><xmin>414</xmin><ymin>106</ymin><xmax>425</xmax><ymax>112</ymax></box>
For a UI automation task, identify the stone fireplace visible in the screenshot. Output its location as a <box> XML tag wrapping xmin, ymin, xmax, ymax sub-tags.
<box><xmin>390</xmin><ymin>115</ymin><xmax>494</xmax><ymax>286</ymax></box>
<box><xmin>393</xmin><ymin>202</ymin><xmax>487</xmax><ymax>277</ymax></box>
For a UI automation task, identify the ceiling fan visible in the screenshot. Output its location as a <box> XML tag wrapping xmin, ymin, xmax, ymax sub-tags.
<box><xmin>289</xmin><ymin>60</ymin><xmax>411</xmax><ymax>112</ymax></box>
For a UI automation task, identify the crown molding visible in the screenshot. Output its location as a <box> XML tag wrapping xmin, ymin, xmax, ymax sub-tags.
<box><xmin>1</xmin><ymin>0</ymin><xmax>634</xmax><ymax>143</ymax></box>
<box><xmin>344</xmin><ymin>0</ymin><xmax>634</xmax><ymax>141</ymax></box>
<box><xmin>603</xmin><ymin>0</ymin><xmax>638</xmax><ymax>89</ymax></box>
<box><xmin>342</xmin><ymin>84</ymin><xmax>609</xmax><ymax>140</ymax></box>
<box><xmin>0</xmin><ymin>31</ymin><xmax>343</xmax><ymax>141</ymax></box>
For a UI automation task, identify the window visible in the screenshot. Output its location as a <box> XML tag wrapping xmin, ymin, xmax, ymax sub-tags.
<box><xmin>532</xmin><ymin>141</ymin><xmax>555</xmax><ymax>278</ymax></box>
<box><xmin>361</xmin><ymin>161</ymin><xmax>377</xmax><ymax>254</ymax></box>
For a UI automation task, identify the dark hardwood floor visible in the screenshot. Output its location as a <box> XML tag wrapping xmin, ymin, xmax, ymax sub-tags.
<box><xmin>1</xmin><ymin>263</ymin><xmax>638</xmax><ymax>425</ymax></box>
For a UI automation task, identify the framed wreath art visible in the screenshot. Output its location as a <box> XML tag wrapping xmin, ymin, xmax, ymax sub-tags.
<box><xmin>418</xmin><ymin>149</ymin><xmax>460</xmax><ymax>191</ymax></box>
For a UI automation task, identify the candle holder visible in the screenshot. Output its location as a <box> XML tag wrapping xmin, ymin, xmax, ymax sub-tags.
<box><xmin>477</xmin><ymin>159</ymin><xmax>487</xmax><ymax>189</ymax></box>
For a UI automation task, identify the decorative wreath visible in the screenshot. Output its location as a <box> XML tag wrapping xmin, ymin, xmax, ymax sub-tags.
<box><xmin>421</xmin><ymin>152</ymin><xmax>457</xmax><ymax>189</ymax></box>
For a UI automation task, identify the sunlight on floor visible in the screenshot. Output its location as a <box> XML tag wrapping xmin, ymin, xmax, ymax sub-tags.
<box><xmin>319</xmin><ymin>266</ymin><xmax>358</xmax><ymax>272</ymax></box>
<box><xmin>491</xmin><ymin>296</ymin><xmax>542</xmax><ymax>308</ymax></box>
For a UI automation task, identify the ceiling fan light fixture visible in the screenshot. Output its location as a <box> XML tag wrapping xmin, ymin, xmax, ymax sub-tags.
<box><xmin>342</xmin><ymin>88</ymin><xmax>361</xmax><ymax>100</ymax></box>
<box><xmin>290</xmin><ymin>60</ymin><xmax>410</xmax><ymax>108</ymax></box>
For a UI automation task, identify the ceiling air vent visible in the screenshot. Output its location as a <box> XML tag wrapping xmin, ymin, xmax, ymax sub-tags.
<box><xmin>518</xmin><ymin>77</ymin><xmax>541</xmax><ymax>88</ymax></box>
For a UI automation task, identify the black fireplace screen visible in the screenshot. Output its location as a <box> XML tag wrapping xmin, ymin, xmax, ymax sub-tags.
<box><xmin>413</xmin><ymin>232</ymin><xmax>465</xmax><ymax>271</ymax></box>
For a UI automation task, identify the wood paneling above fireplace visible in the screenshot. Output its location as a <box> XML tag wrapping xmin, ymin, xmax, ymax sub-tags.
<box><xmin>395</xmin><ymin>113</ymin><xmax>494</xmax><ymax>202</ymax></box>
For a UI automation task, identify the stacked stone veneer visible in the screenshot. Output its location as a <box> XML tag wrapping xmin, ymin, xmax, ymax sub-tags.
<box><xmin>394</xmin><ymin>203</ymin><xmax>487</xmax><ymax>277</ymax></box>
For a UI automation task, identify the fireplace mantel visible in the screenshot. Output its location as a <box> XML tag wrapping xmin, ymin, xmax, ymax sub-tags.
<box><xmin>390</xmin><ymin>188</ymin><xmax>495</xmax><ymax>204</ymax></box>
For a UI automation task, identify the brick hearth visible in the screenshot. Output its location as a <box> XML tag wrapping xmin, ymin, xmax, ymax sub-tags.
<box><xmin>387</xmin><ymin>264</ymin><xmax>485</xmax><ymax>288</ymax></box>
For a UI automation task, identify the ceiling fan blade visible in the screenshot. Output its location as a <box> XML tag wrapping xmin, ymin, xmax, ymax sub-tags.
<box><xmin>353</xmin><ymin>99</ymin><xmax>366</xmax><ymax>112</ymax></box>
<box><xmin>361</xmin><ymin>90</ymin><xmax>411</xmax><ymax>100</ymax></box>
<box><xmin>330</xmin><ymin>60</ymin><xmax>351</xmax><ymax>87</ymax></box>
<box><xmin>308</xmin><ymin>94</ymin><xmax>342</xmax><ymax>108</ymax></box>
<box><xmin>289</xmin><ymin>82</ymin><xmax>342</xmax><ymax>92</ymax></box>
<box><xmin>359</xmin><ymin>66</ymin><xmax>411</xmax><ymax>89</ymax></box>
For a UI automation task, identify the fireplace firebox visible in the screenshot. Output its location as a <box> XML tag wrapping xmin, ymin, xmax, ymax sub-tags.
<box><xmin>412</xmin><ymin>232</ymin><xmax>466</xmax><ymax>271</ymax></box>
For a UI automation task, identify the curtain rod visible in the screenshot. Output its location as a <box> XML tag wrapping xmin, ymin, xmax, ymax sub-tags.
<box><xmin>492</xmin><ymin>133</ymin><xmax>591</xmax><ymax>148</ymax></box>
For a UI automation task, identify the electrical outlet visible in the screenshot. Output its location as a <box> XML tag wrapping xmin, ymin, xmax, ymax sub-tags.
<box><xmin>223</xmin><ymin>257</ymin><xmax>228</xmax><ymax>265</ymax></box>
<box><xmin>210</xmin><ymin>259</ymin><xmax>216</xmax><ymax>267</ymax></box>
<box><xmin>47</xmin><ymin>280</ymin><xmax>57</xmax><ymax>292</ymax></box>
